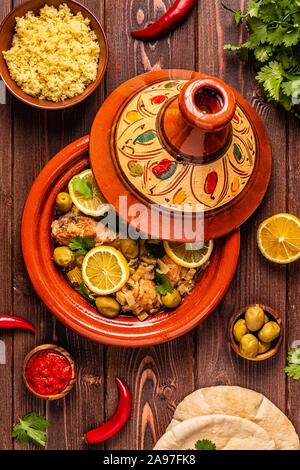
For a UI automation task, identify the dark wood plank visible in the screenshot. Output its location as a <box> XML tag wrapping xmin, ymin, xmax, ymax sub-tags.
<box><xmin>287</xmin><ymin>114</ymin><xmax>300</xmax><ymax>436</ymax></box>
<box><xmin>0</xmin><ymin>0</ymin><xmax>13</xmax><ymax>451</ymax></box>
<box><xmin>11</xmin><ymin>0</ymin><xmax>106</xmax><ymax>450</ymax></box>
<box><xmin>104</xmin><ymin>0</ymin><xmax>196</xmax><ymax>450</ymax></box>
<box><xmin>195</xmin><ymin>0</ymin><xmax>288</xmax><ymax>413</ymax></box>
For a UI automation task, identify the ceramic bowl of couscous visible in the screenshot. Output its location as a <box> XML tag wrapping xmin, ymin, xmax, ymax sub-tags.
<box><xmin>0</xmin><ymin>0</ymin><xmax>108</xmax><ymax>109</ymax></box>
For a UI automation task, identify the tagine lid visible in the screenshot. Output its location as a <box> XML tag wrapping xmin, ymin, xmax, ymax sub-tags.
<box><xmin>90</xmin><ymin>69</ymin><xmax>271</xmax><ymax>241</ymax></box>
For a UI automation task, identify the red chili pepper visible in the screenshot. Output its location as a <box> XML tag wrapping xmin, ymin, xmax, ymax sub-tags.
<box><xmin>131</xmin><ymin>0</ymin><xmax>196</xmax><ymax>41</ymax></box>
<box><xmin>85</xmin><ymin>377</ymin><xmax>131</xmax><ymax>444</ymax></box>
<box><xmin>0</xmin><ymin>315</ymin><xmax>35</xmax><ymax>332</ymax></box>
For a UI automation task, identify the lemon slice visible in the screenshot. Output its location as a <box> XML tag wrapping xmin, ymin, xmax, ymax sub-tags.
<box><xmin>163</xmin><ymin>240</ymin><xmax>214</xmax><ymax>268</ymax></box>
<box><xmin>82</xmin><ymin>246</ymin><xmax>130</xmax><ymax>295</ymax></box>
<box><xmin>257</xmin><ymin>213</ymin><xmax>300</xmax><ymax>264</ymax></box>
<box><xmin>68</xmin><ymin>169</ymin><xmax>109</xmax><ymax>217</ymax></box>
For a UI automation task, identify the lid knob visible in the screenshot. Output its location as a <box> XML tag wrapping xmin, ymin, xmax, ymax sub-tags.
<box><xmin>158</xmin><ymin>77</ymin><xmax>236</xmax><ymax>164</ymax></box>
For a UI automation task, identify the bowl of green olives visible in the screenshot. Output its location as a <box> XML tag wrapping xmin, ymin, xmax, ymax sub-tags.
<box><xmin>228</xmin><ymin>304</ymin><xmax>283</xmax><ymax>361</ymax></box>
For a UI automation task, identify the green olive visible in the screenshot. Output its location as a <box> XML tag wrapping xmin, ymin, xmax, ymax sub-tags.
<box><xmin>245</xmin><ymin>305</ymin><xmax>265</xmax><ymax>332</ymax></box>
<box><xmin>53</xmin><ymin>246</ymin><xmax>75</xmax><ymax>267</ymax></box>
<box><xmin>258</xmin><ymin>321</ymin><xmax>280</xmax><ymax>343</ymax></box>
<box><xmin>55</xmin><ymin>192</ymin><xmax>72</xmax><ymax>212</ymax></box>
<box><xmin>258</xmin><ymin>340</ymin><xmax>272</xmax><ymax>354</ymax></box>
<box><xmin>120</xmin><ymin>238</ymin><xmax>139</xmax><ymax>259</ymax></box>
<box><xmin>239</xmin><ymin>333</ymin><xmax>259</xmax><ymax>358</ymax></box>
<box><xmin>95</xmin><ymin>296</ymin><xmax>121</xmax><ymax>318</ymax></box>
<box><xmin>233</xmin><ymin>319</ymin><xmax>248</xmax><ymax>343</ymax></box>
<box><xmin>161</xmin><ymin>290</ymin><xmax>181</xmax><ymax>309</ymax></box>
<box><xmin>264</xmin><ymin>314</ymin><xmax>269</xmax><ymax>324</ymax></box>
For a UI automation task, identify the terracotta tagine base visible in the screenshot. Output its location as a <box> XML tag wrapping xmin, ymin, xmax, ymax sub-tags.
<box><xmin>90</xmin><ymin>70</ymin><xmax>272</xmax><ymax>241</ymax></box>
<box><xmin>21</xmin><ymin>136</ymin><xmax>240</xmax><ymax>347</ymax></box>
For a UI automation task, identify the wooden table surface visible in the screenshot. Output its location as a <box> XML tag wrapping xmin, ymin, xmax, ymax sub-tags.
<box><xmin>0</xmin><ymin>0</ymin><xmax>299</xmax><ymax>451</ymax></box>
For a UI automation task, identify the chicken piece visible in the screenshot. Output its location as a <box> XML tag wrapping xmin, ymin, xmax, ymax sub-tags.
<box><xmin>161</xmin><ymin>255</ymin><xmax>189</xmax><ymax>286</ymax></box>
<box><xmin>135</xmin><ymin>279</ymin><xmax>161</xmax><ymax>314</ymax></box>
<box><xmin>117</xmin><ymin>278</ymin><xmax>161</xmax><ymax>316</ymax></box>
<box><xmin>51</xmin><ymin>212</ymin><xmax>117</xmax><ymax>246</ymax></box>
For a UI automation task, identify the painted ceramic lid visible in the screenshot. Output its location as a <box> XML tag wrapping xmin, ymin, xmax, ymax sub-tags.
<box><xmin>90</xmin><ymin>70</ymin><xmax>272</xmax><ymax>241</ymax></box>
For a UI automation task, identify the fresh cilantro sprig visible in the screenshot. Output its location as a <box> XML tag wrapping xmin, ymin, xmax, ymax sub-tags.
<box><xmin>221</xmin><ymin>3</ymin><xmax>243</xmax><ymax>26</ymax></box>
<box><xmin>194</xmin><ymin>439</ymin><xmax>216</xmax><ymax>450</ymax></box>
<box><xmin>284</xmin><ymin>348</ymin><xmax>300</xmax><ymax>380</ymax></box>
<box><xmin>187</xmin><ymin>439</ymin><xmax>216</xmax><ymax>450</ymax></box>
<box><xmin>72</xmin><ymin>176</ymin><xmax>93</xmax><ymax>198</ymax></box>
<box><xmin>76</xmin><ymin>281</ymin><xmax>95</xmax><ymax>301</ymax></box>
<box><xmin>68</xmin><ymin>236</ymin><xmax>95</xmax><ymax>256</ymax></box>
<box><xmin>12</xmin><ymin>412</ymin><xmax>50</xmax><ymax>448</ymax></box>
<box><xmin>154</xmin><ymin>272</ymin><xmax>174</xmax><ymax>295</ymax></box>
<box><xmin>223</xmin><ymin>0</ymin><xmax>300</xmax><ymax>118</ymax></box>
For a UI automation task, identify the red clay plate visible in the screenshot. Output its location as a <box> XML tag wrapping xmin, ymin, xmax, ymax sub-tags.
<box><xmin>21</xmin><ymin>136</ymin><xmax>240</xmax><ymax>347</ymax></box>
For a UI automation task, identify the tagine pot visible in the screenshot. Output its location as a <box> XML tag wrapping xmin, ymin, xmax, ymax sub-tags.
<box><xmin>22</xmin><ymin>135</ymin><xmax>240</xmax><ymax>347</ymax></box>
<box><xmin>90</xmin><ymin>70</ymin><xmax>272</xmax><ymax>241</ymax></box>
<box><xmin>22</xmin><ymin>69</ymin><xmax>271</xmax><ymax>346</ymax></box>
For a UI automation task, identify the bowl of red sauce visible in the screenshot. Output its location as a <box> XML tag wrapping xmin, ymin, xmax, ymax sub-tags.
<box><xmin>23</xmin><ymin>344</ymin><xmax>76</xmax><ymax>400</ymax></box>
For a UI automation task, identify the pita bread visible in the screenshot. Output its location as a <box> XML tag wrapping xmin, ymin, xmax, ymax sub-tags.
<box><xmin>167</xmin><ymin>386</ymin><xmax>299</xmax><ymax>450</ymax></box>
<box><xmin>154</xmin><ymin>414</ymin><xmax>276</xmax><ymax>450</ymax></box>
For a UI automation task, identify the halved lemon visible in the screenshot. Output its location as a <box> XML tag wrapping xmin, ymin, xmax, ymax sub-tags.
<box><xmin>163</xmin><ymin>240</ymin><xmax>214</xmax><ymax>268</ymax></box>
<box><xmin>68</xmin><ymin>169</ymin><xmax>109</xmax><ymax>217</ymax></box>
<box><xmin>82</xmin><ymin>246</ymin><xmax>130</xmax><ymax>295</ymax></box>
<box><xmin>257</xmin><ymin>213</ymin><xmax>300</xmax><ymax>264</ymax></box>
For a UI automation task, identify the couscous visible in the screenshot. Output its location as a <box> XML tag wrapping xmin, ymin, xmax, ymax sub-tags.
<box><xmin>2</xmin><ymin>3</ymin><xmax>100</xmax><ymax>102</ymax></box>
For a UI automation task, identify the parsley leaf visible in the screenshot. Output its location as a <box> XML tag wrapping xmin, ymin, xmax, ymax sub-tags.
<box><xmin>68</xmin><ymin>236</ymin><xmax>95</xmax><ymax>256</ymax></box>
<box><xmin>76</xmin><ymin>281</ymin><xmax>95</xmax><ymax>301</ymax></box>
<box><xmin>267</xmin><ymin>26</ymin><xmax>288</xmax><ymax>47</ymax></box>
<box><xmin>194</xmin><ymin>439</ymin><xmax>216</xmax><ymax>450</ymax></box>
<box><xmin>234</xmin><ymin>9</ymin><xmax>243</xmax><ymax>26</ymax></box>
<box><xmin>259</xmin><ymin>3</ymin><xmax>280</xmax><ymax>23</ymax></box>
<box><xmin>282</xmin><ymin>79</ymin><xmax>300</xmax><ymax>99</ymax></box>
<box><xmin>288</xmin><ymin>348</ymin><xmax>300</xmax><ymax>364</ymax></box>
<box><xmin>285</xmin><ymin>364</ymin><xmax>300</xmax><ymax>380</ymax></box>
<box><xmin>247</xmin><ymin>17</ymin><xmax>268</xmax><ymax>46</ymax></box>
<box><xmin>12</xmin><ymin>412</ymin><xmax>50</xmax><ymax>447</ymax></box>
<box><xmin>221</xmin><ymin>3</ymin><xmax>244</xmax><ymax>25</ymax></box>
<box><xmin>284</xmin><ymin>348</ymin><xmax>300</xmax><ymax>380</ymax></box>
<box><xmin>154</xmin><ymin>272</ymin><xmax>174</xmax><ymax>295</ymax></box>
<box><xmin>254</xmin><ymin>45</ymin><xmax>273</xmax><ymax>62</ymax></box>
<box><xmin>256</xmin><ymin>61</ymin><xmax>284</xmax><ymax>101</ymax></box>
<box><xmin>223</xmin><ymin>0</ymin><xmax>300</xmax><ymax>118</ymax></box>
<box><xmin>283</xmin><ymin>29</ymin><xmax>300</xmax><ymax>47</ymax></box>
<box><xmin>247</xmin><ymin>0</ymin><xmax>261</xmax><ymax>18</ymax></box>
<box><xmin>72</xmin><ymin>176</ymin><xmax>93</xmax><ymax>198</ymax></box>
<box><xmin>144</xmin><ymin>240</ymin><xmax>166</xmax><ymax>258</ymax></box>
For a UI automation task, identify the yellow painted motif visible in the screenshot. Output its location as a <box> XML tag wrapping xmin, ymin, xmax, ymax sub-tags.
<box><xmin>126</xmin><ymin>111</ymin><xmax>141</xmax><ymax>123</ymax></box>
<box><xmin>173</xmin><ymin>189</ymin><xmax>187</xmax><ymax>205</ymax></box>
<box><xmin>231</xmin><ymin>176</ymin><xmax>240</xmax><ymax>197</ymax></box>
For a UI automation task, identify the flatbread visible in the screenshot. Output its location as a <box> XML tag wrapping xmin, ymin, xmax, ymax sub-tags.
<box><xmin>166</xmin><ymin>386</ymin><xmax>299</xmax><ymax>450</ymax></box>
<box><xmin>154</xmin><ymin>414</ymin><xmax>276</xmax><ymax>450</ymax></box>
